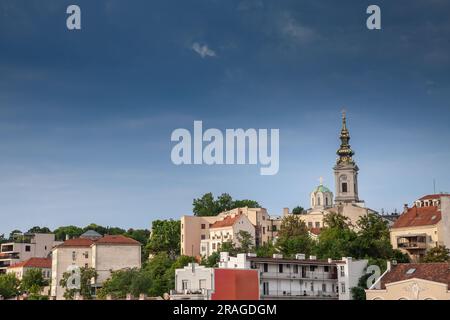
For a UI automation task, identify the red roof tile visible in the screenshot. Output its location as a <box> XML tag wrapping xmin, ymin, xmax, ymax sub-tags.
<box><xmin>9</xmin><ymin>257</ymin><xmax>51</xmax><ymax>269</ymax></box>
<box><xmin>95</xmin><ymin>235</ymin><xmax>140</xmax><ymax>245</ymax></box>
<box><xmin>210</xmin><ymin>215</ymin><xmax>241</xmax><ymax>229</ymax></box>
<box><xmin>392</xmin><ymin>206</ymin><xmax>441</xmax><ymax>229</ymax></box>
<box><xmin>380</xmin><ymin>263</ymin><xmax>450</xmax><ymax>289</ymax></box>
<box><xmin>56</xmin><ymin>238</ymin><xmax>94</xmax><ymax>248</ymax></box>
<box><xmin>419</xmin><ymin>194</ymin><xmax>450</xmax><ymax>201</ymax></box>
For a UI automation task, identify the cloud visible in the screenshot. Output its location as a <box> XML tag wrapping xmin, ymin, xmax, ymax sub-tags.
<box><xmin>191</xmin><ymin>42</ymin><xmax>217</xmax><ymax>58</ymax></box>
<box><xmin>281</xmin><ymin>14</ymin><xmax>318</xmax><ymax>44</ymax></box>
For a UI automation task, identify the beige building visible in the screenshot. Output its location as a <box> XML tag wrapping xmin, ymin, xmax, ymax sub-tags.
<box><xmin>200</xmin><ymin>214</ymin><xmax>255</xmax><ymax>256</ymax></box>
<box><xmin>366</xmin><ymin>262</ymin><xmax>450</xmax><ymax>300</ymax></box>
<box><xmin>50</xmin><ymin>232</ymin><xmax>141</xmax><ymax>300</ymax></box>
<box><xmin>7</xmin><ymin>257</ymin><xmax>52</xmax><ymax>281</ymax></box>
<box><xmin>0</xmin><ymin>233</ymin><xmax>62</xmax><ymax>273</ymax></box>
<box><xmin>181</xmin><ymin>207</ymin><xmax>280</xmax><ymax>258</ymax></box>
<box><xmin>390</xmin><ymin>194</ymin><xmax>450</xmax><ymax>262</ymax></box>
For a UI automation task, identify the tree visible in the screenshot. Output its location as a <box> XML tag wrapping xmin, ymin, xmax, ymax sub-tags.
<box><xmin>256</xmin><ymin>241</ymin><xmax>278</xmax><ymax>258</ymax></box>
<box><xmin>97</xmin><ymin>268</ymin><xmax>152</xmax><ymax>299</ymax></box>
<box><xmin>201</xmin><ymin>251</ymin><xmax>220</xmax><ymax>268</ymax></box>
<box><xmin>235</xmin><ymin>230</ymin><xmax>254</xmax><ymax>253</ymax></box>
<box><xmin>292</xmin><ymin>206</ymin><xmax>305</xmax><ymax>215</ymax></box>
<box><xmin>314</xmin><ymin>213</ymin><xmax>357</xmax><ymax>260</ymax></box>
<box><xmin>193</xmin><ymin>192</ymin><xmax>261</xmax><ymax>216</ymax></box>
<box><xmin>145</xmin><ymin>252</ymin><xmax>173</xmax><ymax>297</ymax></box>
<box><xmin>276</xmin><ymin>215</ymin><xmax>313</xmax><ymax>257</ymax></box>
<box><xmin>53</xmin><ymin>226</ymin><xmax>84</xmax><ymax>241</ymax></box>
<box><xmin>21</xmin><ymin>268</ymin><xmax>47</xmax><ymax>294</ymax></box>
<box><xmin>0</xmin><ymin>273</ymin><xmax>20</xmax><ymax>299</ymax></box>
<box><xmin>422</xmin><ymin>246</ymin><xmax>450</xmax><ymax>263</ymax></box>
<box><xmin>27</xmin><ymin>226</ymin><xmax>51</xmax><ymax>234</ymax></box>
<box><xmin>60</xmin><ymin>267</ymin><xmax>97</xmax><ymax>300</ymax></box>
<box><xmin>8</xmin><ymin>229</ymin><xmax>22</xmax><ymax>241</ymax></box>
<box><xmin>146</xmin><ymin>220</ymin><xmax>180</xmax><ymax>259</ymax></box>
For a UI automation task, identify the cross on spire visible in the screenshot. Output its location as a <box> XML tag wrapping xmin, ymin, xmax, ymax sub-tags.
<box><xmin>319</xmin><ymin>177</ymin><xmax>324</xmax><ymax>185</ymax></box>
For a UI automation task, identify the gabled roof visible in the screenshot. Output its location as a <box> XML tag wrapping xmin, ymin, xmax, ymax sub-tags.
<box><xmin>380</xmin><ymin>263</ymin><xmax>450</xmax><ymax>289</ymax></box>
<box><xmin>210</xmin><ymin>215</ymin><xmax>241</xmax><ymax>229</ymax></box>
<box><xmin>9</xmin><ymin>257</ymin><xmax>52</xmax><ymax>269</ymax></box>
<box><xmin>80</xmin><ymin>230</ymin><xmax>102</xmax><ymax>239</ymax></box>
<box><xmin>56</xmin><ymin>238</ymin><xmax>94</xmax><ymax>248</ymax></box>
<box><xmin>392</xmin><ymin>206</ymin><xmax>441</xmax><ymax>229</ymax></box>
<box><xmin>95</xmin><ymin>235</ymin><xmax>141</xmax><ymax>245</ymax></box>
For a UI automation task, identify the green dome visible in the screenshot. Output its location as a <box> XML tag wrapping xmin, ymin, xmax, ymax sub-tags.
<box><xmin>313</xmin><ymin>185</ymin><xmax>332</xmax><ymax>193</ymax></box>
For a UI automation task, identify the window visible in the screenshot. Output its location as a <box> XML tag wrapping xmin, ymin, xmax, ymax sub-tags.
<box><xmin>279</xmin><ymin>264</ymin><xmax>283</xmax><ymax>273</ymax></box>
<box><xmin>182</xmin><ymin>280</ymin><xmax>189</xmax><ymax>291</ymax></box>
<box><xmin>201</xmin><ymin>224</ymin><xmax>206</xmax><ymax>229</ymax></box>
<box><xmin>310</xmin><ymin>266</ymin><xmax>316</xmax><ymax>272</ymax></box>
<box><xmin>324</xmin><ymin>266</ymin><xmax>329</xmax><ymax>272</ymax></box>
<box><xmin>201</xmin><ymin>234</ymin><xmax>206</xmax><ymax>240</ymax></box>
<box><xmin>340</xmin><ymin>266</ymin><xmax>345</xmax><ymax>276</ymax></box>
<box><xmin>199</xmin><ymin>279</ymin><xmax>206</xmax><ymax>289</ymax></box>
<box><xmin>263</xmin><ymin>227</ymin><xmax>265</xmax><ymax>234</ymax></box>
<box><xmin>72</xmin><ymin>251</ymin><xmax>76</xmax><ymax>261</ymax></box>
<box><xmin>315</xmin><ymin>222</ymin><xmax>320</xmax><ymax>228</ymax></box>
<box><xmin>84</xmin><ymin>263</ymin><xmax>88</xmax><ymax>268</ymax></box>
<box><xmin>293</xmin><ymin>265</ymin><xmax>298</xmax><ymax>273</ymax></box>
<box><xmin>341</xmin><ymin>283</ymin><xmax>346</xmax><ymax>293</ymax></box>
<box><xmin>342</xmin><ymin>183</ymin><xmax>348</xmax><ymax>193</ymax></box>
<box><xmin>212</xmin><ymin>243</ymin><xmax>216</xmax><ymax>250</ymax></box>
<box><xmin>308</xmin><ymin>222</ymin><xmax>313</xmax><ymax>228</ymax></box>
<box><xmin>317</xmin><ymin>197</ymin><xmax>321</xmax><ymax>206</ymax></box>
<box><xmin>322</xmin><ymin>283</ymin><xmax>327</xmax><ymax>292</ymax></box>
<box><xmin>263</xmin><ymin>263</ymin><xmax>268</xmax><ymax>272</ymax></box>
<box><xmin>272</xmin><ymin>225</ymin><xmax>277</xmax><ymax>232</ymax></box>
<box><xmin>25</xmin><ymin>245</ymin><xmax>31</xmax><ymax>252</ymax></box>
<box><xmin>83</xmin><ymin>251</ymin><xmax>89</xmax><ymax>259</ymax></box>
<box><xmin>310</xmin><ymin>282</ymin><xmax>314</xmax><ymax>291</ymax></box>
<box><xmin>325</xmin><ymin>197</ymin><xmax>329</xmax><ymax>206</ymax></box>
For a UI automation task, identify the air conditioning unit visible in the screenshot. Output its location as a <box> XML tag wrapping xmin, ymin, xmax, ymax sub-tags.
<box><xmin>295</xmin><ymin>254</ymin><xmax>306</xmax><ymax>260</ymax></box>
<box><xmin>273</xmin><ymin>254</ymin><xmax>283</xmax><ymax>259</ymax></box>
<box><xmin>309</xmin><ymin>255</ymin><xmax>317</xmax><ymax>260</ymax></box>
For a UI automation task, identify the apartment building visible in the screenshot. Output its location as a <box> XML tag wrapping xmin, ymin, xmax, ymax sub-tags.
<box><xmin>0</xmin><ymin>233</ymin><xmax>62</xmax><ymax>273</ymax></box>
<box><xmin>181</xmin><ymin>207</ymin><xmax>281</xmax><ymax>258</ymax></box>
<box><xmin>50</xmin><ymin>232</ymin><xmax>141</xmax><ymax>300</ymax></box>
<box><xmin>218</xmin><ymin>252</ymin><xmax>367</xmax><ymax>300</ymax></box>
<box><xmin>390</xmin><ymin>194</ymin><xmax>450</xmax><ymax>262</ymax></box>
<box><xmin>366</xmin><ymin>262</ymin><xmax>450</xmax><ymax>300</ymax></box>
<box><xmin>170</xmin><ymin>263</ymin><xmax>259</xmax><ymax>300</ymax></box>
<box><xmin>200</xmin><ymin>214</ymin><xmax>255</xmax><ymax>256</ymax></box>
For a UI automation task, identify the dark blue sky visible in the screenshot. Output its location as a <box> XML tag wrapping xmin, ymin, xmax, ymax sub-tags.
<box><xmin>1</xmin><ymin>0</ymin><xmax>449</xmax><ymax>234</ymax></box>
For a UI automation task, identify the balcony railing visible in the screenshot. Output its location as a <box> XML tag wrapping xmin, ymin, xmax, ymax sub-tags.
<box><xmin>398</xmin><ymin>242</ymin><xmax>427</xmax><ymax>249</ymax></box>
<box><xmin>261</xmin><ymin>271</ymin><xmax>337</xmax><ymax>280</ymax></box>
<box><xmin>261</xmin><ymin>290</ymin><xmax>338</xmax><ymax>299</ymax></box>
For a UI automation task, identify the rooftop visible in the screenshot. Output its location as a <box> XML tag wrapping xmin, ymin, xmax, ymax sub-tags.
<box><xmin>56</xmin><ymin>234</ymin><xmax>140</xmax><ymax>249</ymax></box>
<box><xmin>210</xmin><ymin>215</ymin><xmax>241</xmax><ymax>229</ymax></box>
<box><xmin>392</xmin><ymin>206</ymin><xmax>441</xmax><ymax>229</ymax></box>
<box><xmin>8</xmin><ymin>257</ymin><xmax>52</xmax><ymax>269</ymax></box>
<box><xmin>419</xmin><ymin>194</ymin><xmax>450</xmax><ymax>201</ymax></box>
<box><xmin>380</xmin><ymin>263</ymin><xmax>450</xmax><ymax>289</ymax></box>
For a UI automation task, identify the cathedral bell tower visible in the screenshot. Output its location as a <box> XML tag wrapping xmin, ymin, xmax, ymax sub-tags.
<box><xmin>334</xmin><ymin>111</ymin><xmax>360</xmax><ymax>204</ymax></box>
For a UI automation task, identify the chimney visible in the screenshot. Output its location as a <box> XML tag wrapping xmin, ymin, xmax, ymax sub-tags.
<box><xmin>65</xmin><ymin>234</ymin><xmax>70</xmax><ymax>241</ymax></box>
<box><xmin>403</xmin><ymin>204</ymin><xmax>408</xmax><ymax>213</ymax></box>
<box><xmin>309</xmin><ymin>255</ymin><xmax>317</xmax><ymax>260</ymax></box>
<box><xmin>295</xmin><ymin>253</ymin><xmax>306</xmax><ymax>260</ymax></box>
<box><xmin>283</xmin><ymin>208</ymin><xmax>289</xmax><ymax>217</ymax></box>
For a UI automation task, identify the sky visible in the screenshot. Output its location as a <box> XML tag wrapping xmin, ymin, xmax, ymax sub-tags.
<box><xmin>0</xmin><ymin>0</ymin><xmax>449</xmax><ymax>235</ymax></box>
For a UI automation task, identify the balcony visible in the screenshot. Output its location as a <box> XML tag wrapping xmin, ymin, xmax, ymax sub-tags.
<box><xmin>397</xmin><ymin>234</ymin><xmax>427</xmax><ymax>250</ymax></box>
<box><xmin>0</xmin><ymin>252</ymin><xmax>20</xmax><ymax>260</ymax></box>
<box><xmin>261</xmin><ymin>290</ymin><xmax>338</xmax><ymax>300</ymax></box>
<box><xmin>261</xmin><ymin>271</ymin><xmax>337</xmax><ymax>280</ymax></box>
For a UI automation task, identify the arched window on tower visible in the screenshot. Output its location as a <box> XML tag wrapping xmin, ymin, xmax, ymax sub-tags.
<box><xmin>326</xmin><ymin>197</ymin><xmax>329</xmax><ymax>206</ymax></box>
<box><xmin>342</xmin><ymin>183</ymin><xmax>348</xmax><ymax>193</ymax></box>
<box><xmin>317</xmin><ymin>196</ymin><xmax>321</xmax><ymax>206</ymax></box>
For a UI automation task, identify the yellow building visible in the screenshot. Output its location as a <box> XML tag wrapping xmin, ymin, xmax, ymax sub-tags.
<box><xmin>390</xmin><ymin>194</ymin><xmax>450</xmax><ymax>262</ymax></box>
<box><xmin>366</xmin><ymin>262</ymin><xmax>450</xmax><ymax>300</ymax></box>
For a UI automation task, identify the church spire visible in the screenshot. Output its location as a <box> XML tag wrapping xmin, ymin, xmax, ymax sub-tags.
<box><xmin>336</xmin><ymin>110</ymin><xmax>355</xmax><ymax>165</ymax></box>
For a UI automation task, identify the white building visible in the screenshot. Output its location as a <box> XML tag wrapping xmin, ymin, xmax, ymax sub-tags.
<box><xmin>0</xmin><ymin>233</ymin><xmax>62</xmax><ymax>273</ymax></box>
<box><xmin>200</xmin><ymin>214</ymin><xmax>255</xmax><ymax>257</ymax></box>
<box><xmin>219</xmin><ymin>252</ymin><xmax>368</xmax><ymax>300</ymax></box>
<box><xmin>50</xmin><ymin>233</ymin><xmax>141</xmax><ymax>300</ymax></box>
<box><xmin>170</xmin><ymin>263</ymin><xmax>214</xmax><ymax>300</ymax></box>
